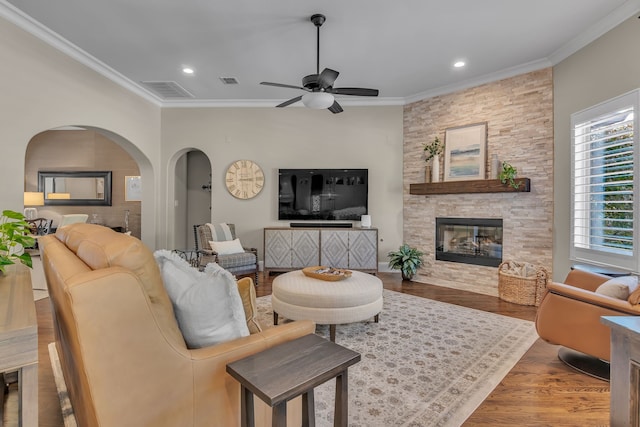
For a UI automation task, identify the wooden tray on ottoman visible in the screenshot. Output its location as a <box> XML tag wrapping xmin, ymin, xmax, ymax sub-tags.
<box><xmin>302</xmin><ymin>266</ymin><xmax>352</xmax><ymax>281</ymax></box>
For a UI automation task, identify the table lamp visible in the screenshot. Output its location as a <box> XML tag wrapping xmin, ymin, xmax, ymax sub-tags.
<box><xmin>23</xmin><ymin>192</ymin><xmax>44</xmax><ymax>220</ymax></box>
<box><xmin>47</xmin><ymin>192</ymin><xmax>71</xmax><ymax>200</ymax></box>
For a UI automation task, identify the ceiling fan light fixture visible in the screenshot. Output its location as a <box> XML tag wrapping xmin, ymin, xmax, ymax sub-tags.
<box><xmin>302</xmin><ymin>92</ymin><xmax>334</xmax><ymax>109</ymax></box>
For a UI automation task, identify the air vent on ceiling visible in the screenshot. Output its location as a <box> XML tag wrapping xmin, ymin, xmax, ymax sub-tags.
<box><xmin>219</xmin><ymin>77</ymin><xmax>239</xmax><ymax>85</ymax></box>
<box><xmin>140</xmin><ymin>81</ymin><xmax>194</xmax><ymax>99</ymax></box>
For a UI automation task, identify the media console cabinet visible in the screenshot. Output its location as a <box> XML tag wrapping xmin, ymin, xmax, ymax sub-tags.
<box><xmin>264</xmin><ymin>227</ymin><xmax>378</xmax><ymax>275</ymax></box>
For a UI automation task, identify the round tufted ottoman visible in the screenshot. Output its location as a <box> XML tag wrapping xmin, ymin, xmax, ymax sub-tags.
<box><xmin>272</xmin><ymin>269</ymin><xmax>383</xmax><ymax>341</ymax></box>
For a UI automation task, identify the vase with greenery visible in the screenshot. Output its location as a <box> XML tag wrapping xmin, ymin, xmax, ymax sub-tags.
<box><xmin>388</xmin><ymin>244</ymin><xmax>424</xmax><ymax>280</ymax></box>
<box><xmin>0</xmin><ymin>210</ymin><xmax>35</xmax><ymax>272</ymax></box>
<box><xmin>423</xmin><ymin>136</ymin><xmax>443</xmax><ymax>183</ymax></box>
<box><xmin>499</xmin><ymin>162</ymin><xmax>520</xmax><ymax>189</ymax></box>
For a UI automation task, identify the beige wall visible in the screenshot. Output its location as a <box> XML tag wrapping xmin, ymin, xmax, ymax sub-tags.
<box><xmin>7</xmin><ymin>6</ymin><xmax>639</xmax><ymax>279</ymax></box>
<box><xmin>0</xmin><ymin>16</ymin><xmax>160</xmax><ymax>246</ymax></box>
<box><xmin>160</xmin><ymin>106</ymin><xmax>405</xmax><ymax>262</ymax></box>
<box><xmin>553</xmin><ymin>15</ymin><xmax>640</xmax><ymax>280</ymax></box>
<box><xmin>403</xmin><ymin>69</ymin><xmax>554</xmax><ymax>295</ymax></box>
<box><xmin>0</xmin><ymin>14</ymin><xmax>404</xmax><ymax>258</ymax></box>
<box><xmin>25</xmin><ymin>130</ymin><xmax>142</xmax><ymax>237</ymax></box>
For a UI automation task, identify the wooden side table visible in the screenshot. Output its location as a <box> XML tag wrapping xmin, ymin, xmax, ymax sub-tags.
<box><xmin>0</xmin><ymin>264</ymin><xmax>38</xmax><ymax>427</ymax></box>
<box><xmin>602</xmin><ymin>316</ymin><xmax>640</xmax><ymax>427</ymax></box>
<box><xmin>226</xmin><ymin>334</ymin><xmax>360</xmax><ymax>427</ymax></box>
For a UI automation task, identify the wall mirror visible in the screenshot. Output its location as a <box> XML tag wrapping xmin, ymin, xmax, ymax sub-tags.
<box><xmin>38</xmin><ymin>171</ymin><xmax>112</xmax><ymax>206</ymax></box>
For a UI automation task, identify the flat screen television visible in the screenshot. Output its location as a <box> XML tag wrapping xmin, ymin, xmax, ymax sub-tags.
<box><xmin>278</xmin><ymin>169</ymin><xmax>368</xmax><ymax>221</ymax></box>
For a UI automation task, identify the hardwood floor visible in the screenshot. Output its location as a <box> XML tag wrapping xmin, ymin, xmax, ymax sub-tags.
<box><xmin>34</xmin><ymin>272</ymin><xmax>610</xmax><ymax>426</ymax></box>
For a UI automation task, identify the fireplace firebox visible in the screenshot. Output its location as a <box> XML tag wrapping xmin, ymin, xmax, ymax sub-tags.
<box><xmin>436</xmin><ymin>217</ymin><xmax>503</xmax><ymax>267</ymax></box>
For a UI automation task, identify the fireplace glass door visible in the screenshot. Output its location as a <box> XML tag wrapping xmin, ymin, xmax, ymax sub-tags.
<box><xmin>436</xmin><ymin>218</ymin><xmax>503</xmax><ymax>267</ymax></box>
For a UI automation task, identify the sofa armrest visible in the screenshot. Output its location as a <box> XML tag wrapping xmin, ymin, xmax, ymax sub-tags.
<box><xmin>191</xmin><ymin>320</ymin><xmax>316</xmax><ymax>361</ymax></box>
<box><xmin>546</xmin><ymin>281</ymin><xmax>640</xmax><ymax>314</ymax></box>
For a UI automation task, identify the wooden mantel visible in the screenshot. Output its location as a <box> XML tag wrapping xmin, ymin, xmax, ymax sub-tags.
<box><xmin>409</xmin><ymin>178</ymin><xmax>530</xmax><ymax>195</ymax></box>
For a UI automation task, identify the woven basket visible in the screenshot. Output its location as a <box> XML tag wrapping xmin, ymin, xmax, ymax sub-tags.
<box><xmin>498</xmin><ymin>261</ymin><xmax>549</xmax><ymax>306</ymax></box>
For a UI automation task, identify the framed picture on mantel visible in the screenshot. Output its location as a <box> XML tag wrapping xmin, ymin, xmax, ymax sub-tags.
<box><xmin>443</xmin><ymin>122</ymin><xmax>487</xmax><ymax>181</ymax></box>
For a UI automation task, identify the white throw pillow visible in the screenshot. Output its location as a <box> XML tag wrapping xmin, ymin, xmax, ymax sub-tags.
<box><xmin>154</xmin><ymin>250</ymin><xmax>249</xmax><ymax>348</ymax></box>
<box><xmin>209</xmin><ymin>238</ymin><xmax>244</xmax><ymax>255</ymax></box>
<box><xmin>595</xmin><ymin>275</ymin><xmax>638</xmax><ymax>300</ymax></box>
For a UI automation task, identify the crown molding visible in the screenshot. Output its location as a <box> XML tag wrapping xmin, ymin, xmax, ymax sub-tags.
<box><xmin>404</xmin><ymin>58</ymin><xmax>552</xmax><ymax>105</ymax></box>
<box><xmin>160</xmin><ymin>97</ymin><xmax>406</xmax><ymax>108</ymax></box>
<box><xmin>0</xmin><ymin>1</ymin><xmax>162</xmax><ymax>107</ymax></box>
<box><xmin>548</xmin><ymin>0</ymin><xmax>640</xmax><ymax>65</ymax></box>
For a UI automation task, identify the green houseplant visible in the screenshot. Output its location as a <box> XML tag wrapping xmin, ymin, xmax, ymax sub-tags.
<box><xmin>423</xmin><ymin>136</ymin><xmax>443</xmax><ymax>163</ymax></box>
<box><xmin>0</xmin><ymin>210</ymin><xmax>35</xmax><ymax>272</ymax></box>
<box><xmin>499</xmin><ymin>162</ymin><xmax>520</xmax><ymax>189</ymax></box>
<box><xmin>388</xmin><ymin>244</ymin><xmax>424</xmax><ymax>280</ymax></box>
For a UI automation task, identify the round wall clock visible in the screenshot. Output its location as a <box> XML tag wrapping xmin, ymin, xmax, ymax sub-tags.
<box><xmin>225</xmin><ymin>160</ymin><xmax>265</xmax><ymax>199</ymax></box>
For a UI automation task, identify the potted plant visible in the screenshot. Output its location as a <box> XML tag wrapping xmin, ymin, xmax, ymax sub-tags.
<box><xmin>423</xmin><ymin>136</ymin><xmax>443</xmax><ymax>163</ymax></box>
<box><xmin>388</xmin><ymin>244</ymin><xmax>424</xmax><ymax>280</ymax></box>
<box><xmin>499</xmin><ymin>162</ymin><xmax>520</xmax><ymax>189</ymax></box>
<box><xmin>0</xmin><ymin>210</ymin><xmax>35</xmax><ymax>273</ymax></box>
<box><xmin>423</xmin><ymin>136</ymin><xmax>444</xmax><ymax>183</ymax></box>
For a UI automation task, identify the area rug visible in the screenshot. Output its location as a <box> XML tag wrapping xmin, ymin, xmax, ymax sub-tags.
<box><xmin>257</xmin><ymin>290</ymin><xmax>538</xmax><ymax>427</ymax></box>
<box><xmin>48</xmin><ymin>289</ymin><xmax>537</xmax><ymax>427</ymax></box>
<box><xmin>48</xmin><ymin>343</ymin><xmax>77</xmax><ymax>427</ymax></box>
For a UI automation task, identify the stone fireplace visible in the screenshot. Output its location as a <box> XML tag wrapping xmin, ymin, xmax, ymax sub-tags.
<box><xmin>402</xmin><ymin>68</ymin><xmax>553</xmax><ymax>296</ymax></box>
<box><xmin>435</xmin><ymin>217</ymin><xmax>503</xmax><ymax>267</ymax></box>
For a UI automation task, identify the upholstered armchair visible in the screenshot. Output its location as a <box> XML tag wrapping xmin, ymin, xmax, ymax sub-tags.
<box><xmin>535</xmin><ymin>268</ymin><xmax>640</xmax><ymax>379</ymax></box>
<box><xmin>194</xmin><ymin>223</ymin><xmax>259</xmax><ymax>283</ymax></box>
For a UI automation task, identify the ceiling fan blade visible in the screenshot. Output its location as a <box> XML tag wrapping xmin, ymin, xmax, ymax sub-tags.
<box><xmin>276</xmin><ymin>95</ymin><xmax>303</xmax><ymax>108</ymax></box>
<box><xmin>318</xmin><ymin>68</ymin><xmax>339</xmax><ymax>89</ymax></box>
<box><xmin>327</xmin><ymin>100</ymin><xmax>343</xmax><ymax>114</ymax></box>
<box><xmin>261</xmin><ymin>82</ymin><xmax>308</xmax><ymax>91</ymax></box>
<box><xmin>330</xmin><ymin>87</ymin><xmax>379</xmax><ymax>97</ymax></box>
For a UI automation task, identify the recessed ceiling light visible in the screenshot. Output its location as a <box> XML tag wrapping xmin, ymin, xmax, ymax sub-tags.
<box><xmin>182</xmin><ymin>67</ymin><xmax>195</xmax><ymax>75</ymax></box>
<box><xmin>454</xmin><ymin>61</ymin><xmax>466</xmax><ymax>68</ymax></box>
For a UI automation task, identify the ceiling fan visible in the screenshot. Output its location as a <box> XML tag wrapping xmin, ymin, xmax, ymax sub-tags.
<box><xmin>260</xmin><ymin>13</ymin><xmax>379</xmax><ymax>114</ymax></box>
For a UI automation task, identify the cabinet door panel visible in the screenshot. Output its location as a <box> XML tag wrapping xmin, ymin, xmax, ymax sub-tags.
<box><xmin>291</xmin><ymin>230</ymin><xmax>320</xmax><ymax>268</ymax></box>
<box><xmin>321</xmin><ymin>230</ymin><xmax>349</xmax><ymax>268</ymax></box>
<box><xmin>348</xmin><ymin>230</ymin><xmax>378</xmax><ymax>269</ymax></box>
<box><xmin>265</xmin><ymin>229</ymin><xmax>292</xmax><ymax>268</ymax></box>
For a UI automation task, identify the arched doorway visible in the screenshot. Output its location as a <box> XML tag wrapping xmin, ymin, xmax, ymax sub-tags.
<box><xmin>24</xmin><ymin>126</ymin><xmax>153</xmax><ymax>243</ymax></box>
<box><xmin>173</xmin><ymin>149</ymin><xmax>212</xmax><ymax>249</ymax></box>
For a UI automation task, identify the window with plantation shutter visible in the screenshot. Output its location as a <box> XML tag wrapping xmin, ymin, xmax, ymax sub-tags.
<box><xmin>571</xmin><ymin>90</ymin><xmax>639</xmax><ymax>272</ymax></box>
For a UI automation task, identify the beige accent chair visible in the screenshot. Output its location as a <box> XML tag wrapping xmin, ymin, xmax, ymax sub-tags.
<box><xmin>535</xmin><ymin>268</ymin><xmax>640</xmax><ymax>379</ymax></box>
<box><xmin>39</xmin><ymin>223</ymin><xmax>314</xmax><ymax>427</ymax></box>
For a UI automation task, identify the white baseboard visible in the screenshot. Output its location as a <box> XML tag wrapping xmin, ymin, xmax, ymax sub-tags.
<box><xmin>378</xmin><ymin>262</ymin><xmax>397</xmax><ymax>273</ymax></box>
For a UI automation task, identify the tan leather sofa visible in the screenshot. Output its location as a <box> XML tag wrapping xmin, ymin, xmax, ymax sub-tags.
<box><xmin>39</xmin><ymin>223</ymin><xmax>315</xmax><ymax>427</ymax></box>
<box><xmin>536</xmin><ymin>268</ymin><xmax>640</xmax><ymax>362</ymax></box>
